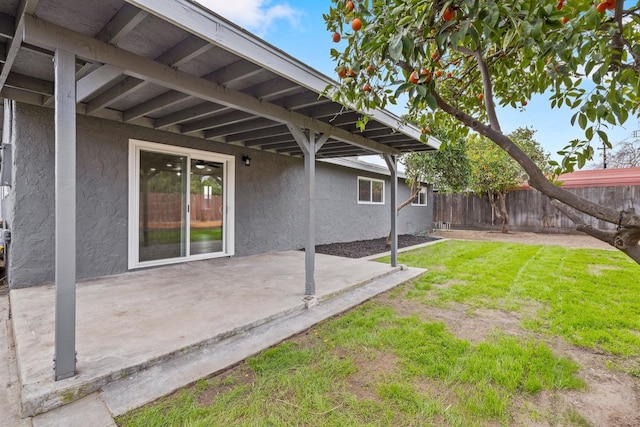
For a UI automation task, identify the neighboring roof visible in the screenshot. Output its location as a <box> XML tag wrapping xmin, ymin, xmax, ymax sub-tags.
<box><xmin>521</xmin><ymin>167</ymin><xmax>640</xmax><ymax>189</ymax></box>
<box><xmin>0</xmin><ymin>0</ymin><xmax>440</xmax><ymax>159</ymax></box>
<box><xmin>321</xmin><ymin>157</ymin><xmax>408</xmax><ymax>179</ymax></box>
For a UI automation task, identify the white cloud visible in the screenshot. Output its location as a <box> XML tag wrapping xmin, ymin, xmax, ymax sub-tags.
<box><xmin>194</xmin><ymin>0</ymin><xmax>300</xmax><ymax>36</ymax></box>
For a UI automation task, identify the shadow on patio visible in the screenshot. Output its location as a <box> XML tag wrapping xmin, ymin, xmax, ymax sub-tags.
<box><xmin>9</xmin><ymin>251</ymin><xmax>426</xmax><ymax>419</ymax></box>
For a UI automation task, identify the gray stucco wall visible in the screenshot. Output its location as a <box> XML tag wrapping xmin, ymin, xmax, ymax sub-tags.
<box><xmin>4</xmin><ymin>102</ymin><xmax>432</xmax><ymax>288</ymax></box>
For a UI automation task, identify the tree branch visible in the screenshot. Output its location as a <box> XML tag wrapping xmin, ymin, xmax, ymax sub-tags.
<box><xmin>551</xmin><ymin>200</ymin><xmax>640</xmax><ymax>263</ymax></box>
<box><xmin>458</xmin><ymin>46</ymin><xmax>501</xmax><ymax>132</ymax></box>
<box><xmin>432</xmin><ymin>90</ymin><xmax>640</xmax><ymax>230</ymax></box>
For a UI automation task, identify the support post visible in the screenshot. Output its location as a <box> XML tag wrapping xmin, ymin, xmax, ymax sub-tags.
<box><xmin>54</xmin><ymin>48</ymin><xmax>77</xmax><ymax>381</ymax></box>
<box><xmin>287</xmin><ymin>125</ymin><xmax>329</xmax><ymax>296</ymax></box>
<box><xmin>384</xmin><ymin>155</ymin><xmax>398</xmax><ymax>267</ymax></box>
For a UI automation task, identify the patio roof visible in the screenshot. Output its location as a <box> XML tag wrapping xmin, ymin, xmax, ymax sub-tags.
<box><xmin>0</xmin><ymin>0</ymin><xmax>432</xmax><ymax>382</ymax></box>
<box><xmin>0</xmin><ymin>0</ymin><xmax>440</xmax><ymax>158</ymax></box>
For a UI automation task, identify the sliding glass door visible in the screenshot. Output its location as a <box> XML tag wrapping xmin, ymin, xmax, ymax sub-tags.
<box><xmin>129</xmin><ymin>140</ymin><xmax>235</xmax><ymax>269</ymax></box>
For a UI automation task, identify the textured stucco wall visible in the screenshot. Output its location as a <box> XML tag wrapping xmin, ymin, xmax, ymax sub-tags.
<box><xmin>6</xmin><ymin>103</ymin><xmax>432</xmax><ymax>288</ymax></box>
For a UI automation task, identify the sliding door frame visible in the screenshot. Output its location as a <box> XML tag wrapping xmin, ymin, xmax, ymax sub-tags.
<box><xmin>128</xmin><ymin>139</ymin><xmax>235</xmax><ymax>269</ymax></box>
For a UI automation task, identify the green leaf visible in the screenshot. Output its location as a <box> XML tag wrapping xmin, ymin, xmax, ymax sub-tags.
<box><xmin>425</xmin><ymin>94</ymin><xmax>437</xmax><ymax>110</ymax></box>
<box><xmin>578</xmin><ymin>113</ymin><xmax>587</xmax><ymax>130</ymax></box>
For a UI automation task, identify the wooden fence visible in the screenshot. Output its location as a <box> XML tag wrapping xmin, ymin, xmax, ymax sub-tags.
<box><xmin>433</xmin><ymin>186</ymin><xmax>640</xmax><ymax>233</ymax></box>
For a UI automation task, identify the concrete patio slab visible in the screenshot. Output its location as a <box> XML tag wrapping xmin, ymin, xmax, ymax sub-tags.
<box><xmin>9</xmin><ymin>251</ymin><xmax>423</xmax><ymax>419</ymax></box>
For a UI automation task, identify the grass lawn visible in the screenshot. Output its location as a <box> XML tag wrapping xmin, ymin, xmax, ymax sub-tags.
<box><xmin>117</xmin><ymin>240</ymin><xmax>640</xmax><ymax>427</ymax></box>
<box><xmin>141</xmin><ymin>228</ymin><xmax>222</xmax><ymax>244</ymax></box>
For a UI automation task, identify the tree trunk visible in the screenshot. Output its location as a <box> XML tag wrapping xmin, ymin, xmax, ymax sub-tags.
<box><xmin>433</xmin><ymin>91</ymin><xmax>640</xmax><ymax>264</ymax></box>
<box><xmin>487</xmin><ymin>191</ymin><xmax>501</xmax><ymax>226</ymax></box>
<box><xmin>386</xmin><ymin>185</ymin><xmax>420</xmax><ymax>247</ymax></box>
<box><xmin>497</xmin><ymin>191</ymin><xmax>509</xmax><ymax>233</ymax></box>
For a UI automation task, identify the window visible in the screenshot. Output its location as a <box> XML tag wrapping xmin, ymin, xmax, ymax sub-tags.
<box><xmin>412</xmin><ymin>187</ymin><xmax>428</xmax><ymax>206</ymax></box>
<box><xmin>357</xmin><ymin>176</ymin><xmax>385</xmax><ymax>204</ymax></box>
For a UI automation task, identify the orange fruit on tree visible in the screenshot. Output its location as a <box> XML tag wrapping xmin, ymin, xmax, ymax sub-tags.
<box><xmin>332</xmin><ymin>32</ymin><xmax>341</xmax><ymax>43</ymax></box>
<box><xmin>443</xmin><ymin>7</ymin><xmax>455</xmax><ymax>21</ymax></box>
<box><xmin>351</xmin><ymin>18</ymin><xmax>362</xmax><ymax>31</ymax></box>
<box><xmin>420</xmin><ymin>69</ymin><xmax>432</xmax><ymax>82</ymax></box>
<box><xmin>421</xmin><ymin>127</ymin><xmax>430</xmax><ymax>134</ymax></box>
<box><xmin>366</xmin><ymin>65</ymin><xmax>376</xmax><ymax>74</ymax></box>
<box><xmin>522</xmin><ymin>100</ymin><xmax>528</xmax><ymax>106</ymax></box>
<box><xmin>363</xmin><ymin>83</ymin><xmax>371</xmax><ymax>92</ymax></box>
<box><xmin>596</xmin><ymin>2</ymin><xmax>608</xmax><ymax>13</ymax></box>
<box><xmin>337</xmin><ymin>67</ymin><xmax>347</xmax><ymax>78</ymax></box>
<box><xmin>606</xmin><ymin>0</ymin><xmax>616</xmax><ymax>9</ymax></box>
<box><xmin>346</xmin><ymin>1</ymin><xmax>355</xmax><ymax>12</ymax></box>
<box><xmin>348</xmin><ymin>68</ymin><xmax>357</xmax><ymax>77</ymax></box>
<box><xmin>446</xmin><ymin>72</ymin><xmax>453</xmax><ymax>78</ymax></box>
<box><xmin>477</xmin><ymin>93</ymin><xmax>484</xmax><ymax>101</ymax></box>
<box><xmin>435</xmin><ymin>70</ymin><xmax>442</xmax><ymax>78</ymax></box>
<box><xmin>409</xmin><ymin>71</ymin><xmax>420</xmax><ymax>84</ymax></box>
<box><xmin>431</xmin><ymin>51</ymin><xmax>439</xmax><ymax>60</ymax></box>
<box><xmin>561</xmin><ymin>16</ymin><xmax>569</xmax><ymax>24</ymax></box>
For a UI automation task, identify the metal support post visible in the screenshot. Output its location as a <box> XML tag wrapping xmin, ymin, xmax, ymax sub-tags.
<box><xmin>54</xmin><ymin>48</ymin><xmax>77</xmax><ymax>381</ymax></box>
<box><xmin>384</xmin><ymin>155</ymin><xmax>398</xmax><ymax>267</ymax></box>
<box><xmin>288</xmin><ymin>125</ymin><xmax>328</xmax><ymax>296</ymax></box>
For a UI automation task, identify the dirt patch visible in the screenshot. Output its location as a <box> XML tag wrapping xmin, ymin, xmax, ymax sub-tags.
<box><xmin>432</xmin><ymin>230</ymin><xmax>616</xmax><ymax>251</ymax></box>
<box><xmin>315</xmin><ymin>234</ymin><xmax>439</xmax><ymax>258</ymax></box>
<box><xmin>378</xmin><ymin>282</ymin><xmax>640</xmax><ymax>426</ymax></box>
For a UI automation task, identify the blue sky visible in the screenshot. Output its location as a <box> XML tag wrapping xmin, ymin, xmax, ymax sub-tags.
<box><xmin>197</xmin><ymin>0</ymin><xmax>638</xmax><ymax>164</ymax></box>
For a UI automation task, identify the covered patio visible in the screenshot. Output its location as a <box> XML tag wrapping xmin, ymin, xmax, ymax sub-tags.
<box><xmin>0</xmin><ymin>0</ymin><xmax>438</xmax><ymax>421</ymax></box>
<box><xmin>9</xmin><ymin>251</ymin><xmax>426</xmax><ymax>419</ymax></box>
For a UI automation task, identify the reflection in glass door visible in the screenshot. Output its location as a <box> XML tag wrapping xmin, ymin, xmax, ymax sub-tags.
<box><xmin>190</xmin><ymin>158</ymin><xmax>224</xmax><ymax>255</ymax></box>
<box><xmin>130</xmin><ymin>139</ymin><xmax>235</xmax><ymax>269</ymax></box>
<box><xmin>139</xmin><ymin>151</ymin><xmax>187</xmax><ymax>262</ymax></box>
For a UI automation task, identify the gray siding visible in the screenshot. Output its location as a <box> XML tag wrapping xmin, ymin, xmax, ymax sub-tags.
<box><xmin>3</xmin><ymin>103</ymin><xmax>432</xmax><ymax>288</ymax></box>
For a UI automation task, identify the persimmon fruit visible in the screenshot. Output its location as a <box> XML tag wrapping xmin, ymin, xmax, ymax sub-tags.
<box><xmin>332</xmin><ymin>32</ymin><xmax>341</xmax><ymax>43</ymax></box>
<box><xmin>351</xmin><ymin>18</ymin><xmax>362</xmax><ymax>31</ymax></box>
<box><xmin>443</xmin><ymin>7</ymin><xmax>455</xmax><ymax>21</ymax></box>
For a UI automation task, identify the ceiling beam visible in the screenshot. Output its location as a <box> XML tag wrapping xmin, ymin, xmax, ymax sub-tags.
<box><xmin>204</xmin><ymin>117</ymin><xmax>276</xmax><ymax>139</ymax></box>
<box><xmin>95</xmin><ymin>3</ymin><xmax>148</xmax><ymax>44</ymax></box>
<box><xmin>24</xmin><ymin>15</ymin><xmax>400</xmax><ymax>155</ymax></box>
<box><xmin>124</xmin><ymin>90</ymin><xmax>190</xmax><ymax>122</ymax></box>
<box><xmin>155</xmin><ymin>102</ymin><xmax>227</xmax><ymax>129</ymax></box>
<box><xmin>127</xmin><ymin>0</ymin><xmax>429</xmax><ymax>147</ymax></box>
<box><xmin>244</xmin><ymin>78</ymin><xmax>302</xmax><ymax>101</ymax></box>
<box><xmin>5</xmin><ymin>72</ymin><xmax>53</xmax><ymax>95</ymax></box>
<box><xmin>181</xmin><ymin>110</ymin><xmax>253</xmax><ymax>134</ymax></box>
<box><xmin>0</xmin><ymin>18</ymin><xmax>24</xmax><ymax>92</ymax></box>
<box><xmin>76</xmin><ymin>65</ymin><xmax>124</xmax><ymax>102</ymax></box>
<box><xmin>229</xmin><ymin>124</ymin><xmax>291</xmax><ymax>144</ymax></box>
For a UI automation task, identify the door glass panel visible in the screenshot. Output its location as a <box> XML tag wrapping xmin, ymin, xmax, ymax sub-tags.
<box><xmin>139</xmin><ymin>151</ymin><xmax>187</xmax><ymax>262</ymax></box>
<box><xmin>190</xmin><ymin>159</ymin><xmax>224</xmax><ymax>255</ymax></box>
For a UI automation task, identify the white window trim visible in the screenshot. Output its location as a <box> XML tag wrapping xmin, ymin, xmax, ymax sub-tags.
<box><xmin>357</xmin><ymin>176</ymin><xmax>385</xmax><ymax>205</ymax></box>
<box><xmin>128</xmin><ymin>139</ymin><xmax>235</xmax><ymax>269</ymax></box>
<box><xmin>411</xmin><ymin>187</ymin><xmax>429</xmax><ymax>206</ymax></box>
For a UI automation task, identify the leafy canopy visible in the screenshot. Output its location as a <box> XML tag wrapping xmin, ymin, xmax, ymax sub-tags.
<box><xmin>324</xmin><ymin>0</ymin><xmax>640</xmax><ymax>173</ymax></box>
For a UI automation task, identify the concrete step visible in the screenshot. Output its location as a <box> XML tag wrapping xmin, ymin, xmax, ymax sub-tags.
<box><xmin>100</xmin><ymin>266</ymin><xmax>426</xmax><ymax>416</ymax></box>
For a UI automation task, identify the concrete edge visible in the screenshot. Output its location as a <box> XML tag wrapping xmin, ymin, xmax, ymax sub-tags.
<box><xmin>18</xmin><ymin>266</ymin><xmax>401</xmax><ymax>418</ymax></box>
<box><xmin>359</xmin><ymin>238</ymin><xmax>447</xmax><ymax>261</ymax></box>
<box><xmin>100</xmin><ymin>266</ymin><xmax>427</xmax><ymax>417</ymax></box>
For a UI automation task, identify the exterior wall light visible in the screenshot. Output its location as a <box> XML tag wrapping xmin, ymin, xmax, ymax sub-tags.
<box><xmin>242</xmin><ymin>155</ymin><xmax>251</xmax><ymax>166</ymax></box>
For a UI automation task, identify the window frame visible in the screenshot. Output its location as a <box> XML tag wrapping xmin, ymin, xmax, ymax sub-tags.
<box><xmin>411</xmin><ymin>187</ymin><xmax>429</xmax><ymax>206</ymax></box>
<box><xmin>357</xmin><ymin>176</ymin><xmax>386</xmax><ymax>205</ymax></box>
